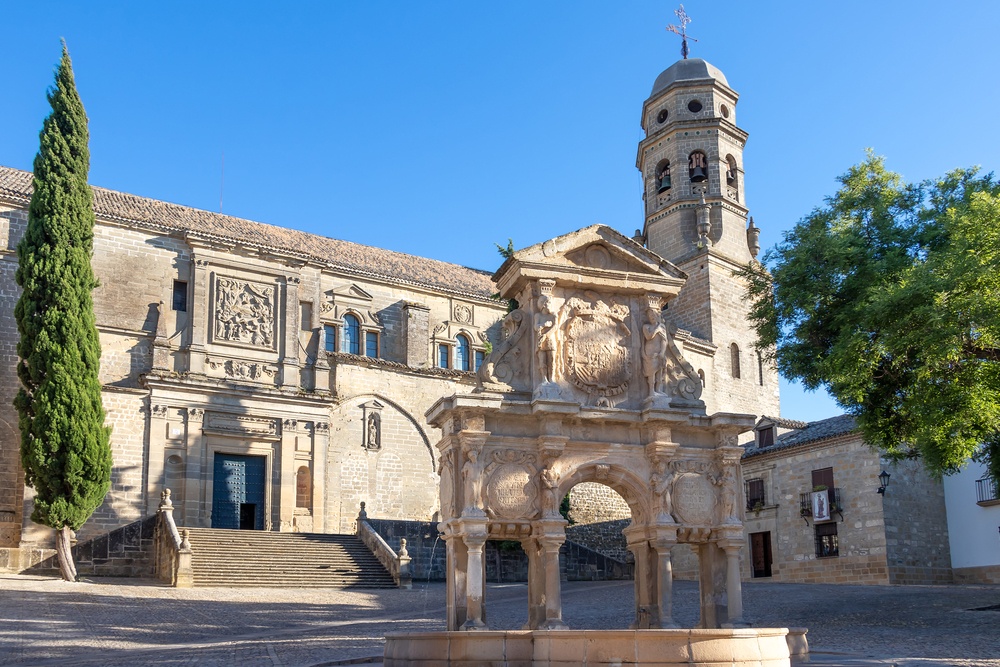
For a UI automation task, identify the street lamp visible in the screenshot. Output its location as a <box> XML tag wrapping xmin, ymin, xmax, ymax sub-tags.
<box><xmin>876</xmin><ymin>470</ymin><xmax>891</xmax><ymax>495</ymax></box>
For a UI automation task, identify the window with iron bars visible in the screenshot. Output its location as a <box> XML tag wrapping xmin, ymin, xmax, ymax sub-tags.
<box><xmin>745</xmin><ymin>478</ymin><xmax>766</xmax><ymax>511</ymax></box>
<box><xmin>976</xmin><ymin>477</ymin><xmax>999</xmax><ymax>505</ymax></box>
<box><xmin>815</xmin><ymin>522</ymin><xmax>839</xmax><ymax>558</ymax></box>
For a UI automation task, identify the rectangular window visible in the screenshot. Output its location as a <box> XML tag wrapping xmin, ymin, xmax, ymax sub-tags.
<box><xmin>438</xmin><ymin>343</ymin><xmax>450</xmax><ymax>369</ymax></box>
<box><xmin>300</xmin><ymin>302</ymin><xmax>312</xmax><ymax>331</ymax></box>
<box><xmin>745</xmin><ymin>478</ymin><xmax>766</xmax><ymax>510</ymax></box>
<box><xmin>758</xmin><ymin>426</ymin><xmax>775</xmax><ymax>447</ymax></box>
<box><xmin>365</xmin><ymin>331</ymin><xmax>379</xmax><ymax>358</ymax></box>
<box><xmin>324</xmin><ymin>325</ymin><xmax>336</xmax><ymax>353</ymax></box>
<box><xmin>474</xmin><ymin>350</ymin><xmax>485</xmax><ymax>372</ymax></box>
<box><xmin>172</xmin><ymin>280</ymin><xmax>188</xmax><ymax>312</ymax></box>
<box><xmin>815</xmin><ymin>522</ymin><xmax>839</xmax><ymax>558</ymax></box>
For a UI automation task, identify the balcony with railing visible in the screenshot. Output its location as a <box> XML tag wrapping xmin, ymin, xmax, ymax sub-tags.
<box><xmin>976</xmin><ymin>477</ymin><xmax>1000</xmax><ymax>506</ymax></box>
<box><xmin>799</xmin><ymin>487</ymin><xmax>843</xmax><ymax>523</ymax></box>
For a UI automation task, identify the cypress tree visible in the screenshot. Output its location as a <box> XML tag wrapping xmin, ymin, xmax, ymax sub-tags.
<box><xmin>14</xmin><ymin>43</ymin><xmax>111</xmax><ymax>582</ymax></box>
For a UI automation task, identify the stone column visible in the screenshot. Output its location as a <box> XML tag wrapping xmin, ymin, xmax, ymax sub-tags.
<box><xmin>146</xmin><ymin>403</ymin><xmax>169</xmax><ymax>514</ymax></box>
<box><xmin>461</xmin><ymin>530</ymin><xmax>488</xmax><ymax>630</ymax></box>
<box><xmin>280</xmin><ymin>275</ymin><xmax>302</xmax><ymax>389</ymax></box>
<box><xmin>522</xmin><ymin>536</ymin><xmax>545</xmax><ymax>629</ymax></box>
<box><xmin>311</xmin><ymin>422</ymin><xmax>329</xmax><ymax>531</ymax></box>
<box><xmin>442</xmin><ymin>526</ymin><xmax>468</xmax><ymax>631</ymax></box>
<box><xmin>652</xmin><ymin>536</ymin><xmax>678</xmax><ymax>628</ymax></box>
<box><xmin>536</xmin><ymin>518</ymin><xmax>568</xmax><ymax>630</ymax></box>
<box><xmin>185</xmin><ymin>408</ymin><xmax>208</xmax><ymax>526</ymax></box>
<box><xmin>278</xmin><ymin>420</ymin><xmax>297</xmax><ymax>531</ymax></box>
<box><xmin>723</xmin><ymin>542</ymin><xmax>745</xmax><ymax>626</ymax></box>
<box><xmin>625</xmin><ymin>525</ymin><xmax>655</xmax><ymax>629</ymax></box>
<box><xmin>187</xmin><ymin>257</ymin><xmax>211</xmax><ymax>374</ymax></box>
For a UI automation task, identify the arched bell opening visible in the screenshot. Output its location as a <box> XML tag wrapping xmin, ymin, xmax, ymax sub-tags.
<box><xmin>688</xmin><ymin>150</ymin><xmax>708</xmax><ymax>184</ymax></box>
<box><xmin>654</xmin><ymin>160</ymin><xmax>672</xmax><ymax>193</ymax></box>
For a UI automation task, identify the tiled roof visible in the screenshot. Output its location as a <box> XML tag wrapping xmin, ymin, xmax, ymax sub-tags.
<box><xmin>0</xmin><ymin>166</ymin><xmax>498</xmax><ymax>300</ymax></box>
<box><xmin>743</xmin><ymin>414</ymin><xmax>858</xmax><ymax>459</ymax></box>
<box><xmin>758</xmin><ymin>415</ymin><xmax>809</xmax><ymax>430</ymax></box>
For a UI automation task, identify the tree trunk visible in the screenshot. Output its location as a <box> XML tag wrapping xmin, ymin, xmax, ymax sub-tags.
<box><xmin>55</xmin><ymin>525</ymin><xmax>78</xmax><ymax>582</ymax></box>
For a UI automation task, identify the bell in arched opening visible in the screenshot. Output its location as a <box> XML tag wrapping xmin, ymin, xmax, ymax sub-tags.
<box><xmin>656</xmin><ymin>162</ymin><xmax>672</xmax><ymax>193</ymax></box>
<box><xmin>689</xmin><ymin>151</ymin><xmax>708</xmax><ymax>183</ymax></box>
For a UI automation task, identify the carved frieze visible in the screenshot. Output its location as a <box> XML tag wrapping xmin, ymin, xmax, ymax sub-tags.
<box><xmin>213</xmin><ymin>277</ymin><xmax>276</xmax><ymax>348</ymax></box>
<box><xmin>203</xmin><ymin>412</ymin><xmax>280</xmax><ymax>439</ymax></box>
<box><xmin>207</xmin><ymin>357</ymin><xmax>279</xmax><ymax>382</ymax></box>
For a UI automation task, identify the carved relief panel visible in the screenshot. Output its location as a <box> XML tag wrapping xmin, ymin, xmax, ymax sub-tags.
<box><xmin>212</xmin><ymin>276</ymin><xmax>277</xmax><ymax>350</ymax></box>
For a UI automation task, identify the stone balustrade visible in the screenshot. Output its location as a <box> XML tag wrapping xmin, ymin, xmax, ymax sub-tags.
<box><xmin>153</xmin><ymin>489</ymin><xmax>193</xmax><ymax>588</ymax></box>
<box><xmin>356</xmin><ymin>502</ymin><xmax>412</xmax><ymax>589</ymax></box>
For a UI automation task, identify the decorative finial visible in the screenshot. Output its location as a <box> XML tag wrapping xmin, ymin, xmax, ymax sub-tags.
<box><xmin>666</xmin><ymin>5</ymin><xmax>698</xmax><ymax>60</ymax></box>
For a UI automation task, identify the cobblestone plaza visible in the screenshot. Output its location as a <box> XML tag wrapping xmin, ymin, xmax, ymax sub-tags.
<box><xmin>1</xmin><ymin>575</ymin><xmax>997</xmax><ymax>666</ymax></box>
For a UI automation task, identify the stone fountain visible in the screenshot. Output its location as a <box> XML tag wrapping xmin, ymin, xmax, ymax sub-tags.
<box><xmin>384</xmin><ymin>225</ymin><xmax>798</xmax><ymax>666</ymax></box>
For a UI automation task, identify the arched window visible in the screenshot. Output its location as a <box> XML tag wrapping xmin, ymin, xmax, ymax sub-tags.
<box><xmin>456</xmin><ymin>334</ymin><xmax>471</xmax><ymax>372</ymax></box>
<box><xmin>731</xmin><ymin>343</ymin><xmax>741</xmax><ymax>379</ymax></box>
<box><xmin>342</xmin><ymin>314</ymin><xmax>360</xmax><ymax>355</ymax></box>
<box><xmin>689</xmin><ymin>151</ymin><xmax>708</xmax><ymax>183</ymax></box>
<box><xmin>296</xmin><ymin>466</ymin><xmax>312</xmax><ymax>508</ymax></box>
<box><xmin>655</xmin><ymin>160</ymin><xmax>671</xmax><ymax>193</ymax></box>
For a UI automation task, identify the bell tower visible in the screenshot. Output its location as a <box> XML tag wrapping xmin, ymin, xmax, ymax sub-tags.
<box><xmin>636</xmin><ymin>55</ymin><xmax>779</xmax><ymax>418</ymax></box>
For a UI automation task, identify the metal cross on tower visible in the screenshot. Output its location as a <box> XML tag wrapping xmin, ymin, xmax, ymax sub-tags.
<box><xmin>665</xmin><ymin>4</ymin><xmax>698</xmax><ymax>59</ymax></box>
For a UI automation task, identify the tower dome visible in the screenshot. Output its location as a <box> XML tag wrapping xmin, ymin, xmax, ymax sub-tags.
<box><xmin>650</xmin><ymin>58</ymin><xmax>729</xmax><ymax>97</ymax></box>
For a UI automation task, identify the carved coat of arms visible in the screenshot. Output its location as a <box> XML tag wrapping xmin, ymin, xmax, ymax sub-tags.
<box><xmin>564</xmin><ymin>297</ymin><xmax>632</xmax><ymax>399</ymax></box>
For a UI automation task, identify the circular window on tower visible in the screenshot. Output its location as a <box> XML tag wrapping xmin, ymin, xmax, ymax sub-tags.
<box><xmin>688</xmin><ymin>99</ymin><xmax>703</xmax><ymax>113</ymax></box>
<box><xmin>656</xmin><ymin>108</ymin><xmax>669</xmax><ymax>124</ymax></box>
<box><xmin>720</xmin><ymin>104</ymin><xmax>730</xmax><ymax>119</ymax></box>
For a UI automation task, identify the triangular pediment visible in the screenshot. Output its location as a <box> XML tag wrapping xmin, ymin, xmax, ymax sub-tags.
<box><xmin>329</xmin><ymin>283</ymin><xmax>374</xmax><ymax>301</ymax></box>
<box><xmin>493</xmin><ymin>225</ymin><xmax>687</xmax><ymax>301</ymax></box>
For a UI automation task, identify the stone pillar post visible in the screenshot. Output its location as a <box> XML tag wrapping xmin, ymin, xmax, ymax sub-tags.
<box><xmin>461</xmin><ymin>529</ymin><xmax>488</xmax><ymax>630</ymax></box>
<box><xmin>442</xmin><ymin>525</ymin><xmax>468</xmax><ymax>631</ymax></box>
<box><xmin>187</xmin><ymin>257</ymin><xmax>211</xmax><ymax>374</ymax></box>
<box><xmin>535</xmin><ymin>518</ymin><xmax>568</xmax><ymax>630</ymax></box>
<box><xmin>403</xmin><ymin>302</ymin><xmax>430</xmax><ymax>368</ymax></box>
<box><xmin>625</xmin><ymin>525</ymin><xmax>655</xmax><ymax>629</ymax></box>
<box><xmin>280</xmin><ymin>275</ymin><xmax>302</xmax><ymax>389</ymax></box>
<box><xmin>522</xmin><ymin>536</ymin><xmax>545</xmax><ymax>630</ymax></box>
<box><xmin>278</xmin><ymin>420</ymin><xmax>297</xmax><ymax>531</ymax></box>
<box><xmin>723</xmin><ymin>542</ymin><xmax>744</xmax><ymax>625</ymax></box>
<box><xmin>652</xmin><ymin>531</ymin><xmax>678</xmax><ymax>628</ymax></box>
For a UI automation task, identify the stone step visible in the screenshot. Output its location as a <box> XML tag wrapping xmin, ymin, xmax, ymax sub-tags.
<box><xmin>182</xmin><ymin>527</ymin><xmax>396</xmax><ymax>588</ymax></box>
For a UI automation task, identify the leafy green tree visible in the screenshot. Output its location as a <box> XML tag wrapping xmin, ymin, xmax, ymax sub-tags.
<box><xmin>14</xmin><ymin>44</ymin><xmax>111</xmax><ymax>582</ymax></box>
<box><xmin>741</xmin><ymin>151</ymin><xmax>1000</xmax><ymax>483</ymax></box>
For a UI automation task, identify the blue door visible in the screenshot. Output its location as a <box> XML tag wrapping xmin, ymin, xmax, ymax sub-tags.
<box><xmin>212</xmin><ymin>454</ymin><xmax>266</xmax><ymax>530</ymax></box>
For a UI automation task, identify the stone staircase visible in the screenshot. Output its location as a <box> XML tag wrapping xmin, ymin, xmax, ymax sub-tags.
<box><xmin>184</xmin><ymin>528</ymin><xmax>397</xmax><ymax>588</ymax></box>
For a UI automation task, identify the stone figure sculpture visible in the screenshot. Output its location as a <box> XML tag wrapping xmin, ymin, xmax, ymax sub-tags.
<box><xmin>650</xmin><ymin>459</ymin><xmax>675</xmax><ymax>519</ymax></box>
<box><xmin>642</xmin><ymin>306</ymin><xmax>669</xmax><ymax>396</ymax></box>
<box><xmin>462</xmin><ymin>448</ymin><xmax>485</xmax><ymax>512</ymax></box>
<box><xmin>540</xmin><ymin>464</ymin><xmax>561</xmax><ymax>517</ymax></box>
<box><xmin>477</xmin><ymin>308</ymin><xmax>526</xmax><ymax>388</ymax></box>
<box><xmin>534</xmin><ymin>294</ymin><xmax>558</xmax><ymax>384</ymax></box>
<box><xmin>712</xmin><ymin>465</ymin><xmax>739</xmax><ymax>524</ymax></box>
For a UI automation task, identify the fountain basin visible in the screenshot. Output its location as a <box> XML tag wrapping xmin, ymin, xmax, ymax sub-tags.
<box><xmin>384</xmin><ymin>627</ymin><xmax>794</xmax><ymax>666</ymax></box>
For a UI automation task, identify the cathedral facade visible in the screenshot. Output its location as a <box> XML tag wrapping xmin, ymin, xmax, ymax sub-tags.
<box><xmin>0</xmin><ymin>56</ymin><xmax>774</xmax><ymax>571</ymax></box>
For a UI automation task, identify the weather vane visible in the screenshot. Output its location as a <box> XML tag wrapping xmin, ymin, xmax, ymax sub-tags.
<box><xmin>665</xmin><ymin>4</ymin><xmax>698</xmax><ymax>59</ymax></box>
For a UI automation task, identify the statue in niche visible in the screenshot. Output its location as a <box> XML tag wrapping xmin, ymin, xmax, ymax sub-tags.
<box><xmin>712</xmin><ymin>464</ymin><xmax>740</xmax><ymax>524</ymax></box>
<box><xmin>534</xmin><ymin>294</ymin><xmax>558</xmax><ymax>384</ymax></box>
<box><xmin>650</xmin><ymin>459</ymin><xmax>676</xmax><ymax>520</ymax></box>
<box><xmin>462</xmin><ymin>447</ymin><xmax>485</xmax><ymax>513</ymax></box>
<box><xmin>365</xmin><ymin>413</ymin><xmax>381</xmax><ymax>450</ymax></box>
<box><xmin>540</xmin><ymin>463</ymin><xmax>561</xmax><ymax>517</ymax></box>
<box><xmin>642</xmin><ymin>306</ymin><xmax>669</xmax><ymax>396</ymax></box>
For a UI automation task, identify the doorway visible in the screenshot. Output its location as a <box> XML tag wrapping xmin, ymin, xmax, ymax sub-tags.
<box><xmin>212</xmin><ymin>453</ymin><xmax>266</xmax><ymax>530</ymax></box>
<box><xmin>749</xmin><ymin>531</ymin><xmax>772</xmax><ymax>578</ymax></box>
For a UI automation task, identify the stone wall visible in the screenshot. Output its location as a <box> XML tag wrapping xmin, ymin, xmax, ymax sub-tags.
<box><xmin>742</xmin><ymin>433</ymin><xmax>895</xmax><ymax>584</ymax></box>
<box><xmin>0</xmin><ymin>205</ymin><xmax>26</xmax><ymax>550</ymax></box>
<box><xmin>881</xmin><ymin>458</ymin><xmax>953</xmax><ymax>584</ymax></box>
<box><xmin>25</xmin><ymin>515</ymin><xmax>156</xmax><ymax>578</ymax></box>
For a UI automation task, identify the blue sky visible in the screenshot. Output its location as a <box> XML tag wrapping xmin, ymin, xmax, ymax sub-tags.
<box><xmin>3</xmin><ymin>1</ymin><xmax>998</xmax><ymax>422</ymax></box>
